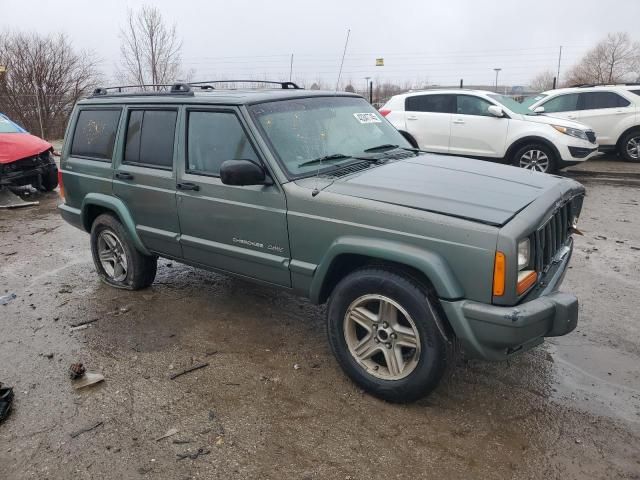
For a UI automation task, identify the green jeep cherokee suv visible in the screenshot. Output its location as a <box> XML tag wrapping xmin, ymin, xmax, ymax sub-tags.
<box><xmin>59</xmin><ymin>81</ymin><xmax>585</xmax><ymax>402</ymax></box>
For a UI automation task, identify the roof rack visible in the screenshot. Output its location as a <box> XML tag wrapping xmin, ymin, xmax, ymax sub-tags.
<box><xmin>569</xmin><ymin>82</ymin><xmax>640</xmax><ymax>88</ymax></box>
<box><xmin>91</xmin><ymin>83</ymin><xmax>193</xmax><ymax>97</ymax></box>
<box><xmin>188</xmin><ymin>80</ymin><xmax>301</xmax><ymax>90</ymax></box>
<box><xmin>90</xmin><ymin>80</ymin><xmax>302</xmax><ymax>98</ymax></box>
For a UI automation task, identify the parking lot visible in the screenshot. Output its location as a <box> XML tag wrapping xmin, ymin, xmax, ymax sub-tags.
<box><xmin>0</xmin><ymin>155</ymin><xmax>638</xmax><ymax>479</ymax></box>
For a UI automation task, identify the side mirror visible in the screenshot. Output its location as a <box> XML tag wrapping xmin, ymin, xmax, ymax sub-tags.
<box><xmin>220</xmin><ymin>159</ymin><xmax>272</xmax><ymax>186</ymax></box>
<box><xmin>487</xmin><ymin>105</ymin><xmax>504</xmax><ymax>117</ymax></box>
<box><xmin>534</xmin><ymin>106</ymin><xmax>545</xmax><ymax>113</ymax></box>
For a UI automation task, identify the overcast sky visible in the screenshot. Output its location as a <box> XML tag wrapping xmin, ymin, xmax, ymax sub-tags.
<box><xmin>2</xmin><ymin>0</ymin><xmax>639</xmax><ymax>88</ymax></box>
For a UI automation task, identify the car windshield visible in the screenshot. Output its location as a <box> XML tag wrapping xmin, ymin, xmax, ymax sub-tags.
<box><xmin>0</xmin><ymin>115</ymin><xmax>25</xmax><ymax>133</ymax></box>
<box><xmin>487</xmin><ymin>94</ymin><xmax>536</xmax><ymax>115</ymax></box>
<box><xmin>520</xmin><ymin>94</ymin><xmax>548</xmax><ymax>109</ymax></box>
<box><xmin>248</xmin><ymin>96</ymin><xmax>411</xmax><ymax>177</ymax></box>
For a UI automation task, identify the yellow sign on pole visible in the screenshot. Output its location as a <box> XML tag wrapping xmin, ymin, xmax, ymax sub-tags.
<box><xmin>375</xmin><ymin>58</ymin><xmax>384</xmax><ymax>67</ymax></box>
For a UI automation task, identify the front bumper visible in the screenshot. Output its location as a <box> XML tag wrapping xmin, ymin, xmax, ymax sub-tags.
<box><xmin>441</xmin><ymin>237</ymin><xmax>578</xmax><ymax>361</ymax></box>
<box><xmin>0</xmin><ymin>163</ymin><xmax>56</xmax><ymax>187</ymax></box>
<box><xmin>556</xmin><ymin>139</ymin><xmax>599</xmax><ymax>162</ymax></box>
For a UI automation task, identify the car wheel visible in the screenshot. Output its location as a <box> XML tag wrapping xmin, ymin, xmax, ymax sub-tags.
<box><xmin>327</xmin><ymin>267</ymin><xmax>452</xmax><ymax>403</ymax></box>
<box><xmin>619</xmin><ymin>130</ymin><xmax>640</xmax><ymax>162</ymax></box>
<box><xmin>90</xmin><ymin>213</ymin><xmax>157</xmax><ymax>290</ymax></box>
<box><xmin>512</xmin><ymin>144</ymin><xmax>556</xmax><ymax>173</ymax></box>
<box><xmin>39</xmin><ymin>167</ymin><xmax>58</xmax><ymax>192</ymax></box>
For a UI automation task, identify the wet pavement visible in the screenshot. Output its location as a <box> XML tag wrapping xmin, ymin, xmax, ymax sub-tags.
<box><xmin>1</xmin><ymin>168</ymin><xmax>639</xmax><ymax>479</ymax></box>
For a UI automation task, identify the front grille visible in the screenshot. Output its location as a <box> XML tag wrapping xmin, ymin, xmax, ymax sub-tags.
<box><xmin>534</xmin><ymin>202</ymin><xmax>572</xmax><ymax>273</ymax></box>
<box><xmin>586</xmin><ymin>130</ymin><xmax>596</xmax><ymax>144</ymax></box>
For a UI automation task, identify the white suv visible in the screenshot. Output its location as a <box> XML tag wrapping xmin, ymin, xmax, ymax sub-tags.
<box><xmin>380</xmin><ymin>89</ymin><xmax>599</xmax><ymax>173</ymax></box>
<box><xmin>526</xmin><ymin>85</ymin><xmax>640</xmax><ymax>162</ymax></box>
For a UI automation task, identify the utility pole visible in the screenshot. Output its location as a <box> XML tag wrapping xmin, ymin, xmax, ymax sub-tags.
<box><xmin>33</xmin><ymin>72</ymin><xmax>45</xmax><ymax>139</ymax></box>
<box><xmin>556</xmin><ymin>46</ymin><xmax>562</xmax><ymax>87</ymax></box>
<box><xmin>493</xmin><ymin>68</ymin><xmax>501</xmax><ymax>92</ymax></box>
<box><xmin>364</xmin><ymin>76</ymin><xmax>371</xmax><ymax>102</ymax></box>
<box><xmin>289</xmin><ymin>54</ymin><xmax>294</xmax><ymax>82</ymax></box>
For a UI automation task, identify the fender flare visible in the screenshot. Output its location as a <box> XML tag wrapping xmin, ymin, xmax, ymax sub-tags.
<box><xmin>505</xmin><ymin>135</ymin><xmax>563</xmax><ymax>163</ymax></box>
<box><xmin>309</xmin><ymin>236</ymin><xmax>464</xmax><ymax>303</ymax></box>
<box><xmin>81</xmin><ymin>193</ymin><xmax>151</xmax><ymax>255</ymax></box>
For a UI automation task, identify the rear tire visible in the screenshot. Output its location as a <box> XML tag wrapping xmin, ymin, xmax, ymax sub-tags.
<box><xmin>327</xmin><ymin>267</ymin><xmax>452</xmax><ymax>403</ymax></box>
<box><xmin>511</xmin><ymin>143</ymin><xmax>557</xmax><ymax>173</ymax></box>
<box><xmin>618</xmin><ymin>130</ymin><xmax>640</xmax><ymax>162</ymax></box>
<box><xmin>90</xmin><ymin>213</ymin><xmax>157</xmax><ymax>290</ymax></box>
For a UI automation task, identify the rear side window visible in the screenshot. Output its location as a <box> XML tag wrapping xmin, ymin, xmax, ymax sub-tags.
<box><xmin>630</xmin><ymin>90</ymin><xmax>640</xmax><ymax>97</ymax></box>
<box><xmin>70</xmin><ymin>109</ymin><xmax>121</xmax><ymax>160</ymax></box>
<box><xmin>124</xmin><ymin>109</ymin><xmax>177</xmax><ymax>169</ymax></box>
<box><xmin>187</xmin><ymin>111</ymin><xmax>259</xmax><ymax>176</ymax></box>
<box><xmin>578</xmin><ymin>92</ymin><xmax>630</xmax><ymax>109</ymax></box>
<box><xmin>540</xmin><ymin>93</ymin><xmax>579</xmax><ymax>113</ymax></box>
<box><xmin>405</xmin><ymin>94</ymin><xmax>455</xmax><ymax>113</ymax></box>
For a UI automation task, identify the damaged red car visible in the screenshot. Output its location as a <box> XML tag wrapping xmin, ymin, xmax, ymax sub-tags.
<box><xmin>0</xmin><ymin>113</ymin><xmax>58</xmax><ymax>191</ymax></box>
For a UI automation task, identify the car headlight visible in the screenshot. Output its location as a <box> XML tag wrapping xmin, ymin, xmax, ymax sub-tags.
<box><xmin>551</xmin><ymin>125</ymin><xmax>588</xmax><ymax>141</ymax></box>
<box><xmin>517</xmin><ymin>238</ymin><xmax>530</xmax><ymax>271</ymax></box>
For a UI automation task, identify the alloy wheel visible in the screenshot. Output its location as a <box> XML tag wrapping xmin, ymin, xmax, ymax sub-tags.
<box><xmin>519</xmin><ymin>149</ymin><xmax>549</xmax><ymax>172</ymax></box>
<box><xmin>626</xmin><ymin>136</ymin><xmax>640</xmax><ymax>160</ymax></box>
<box><xmin>343</xmin><ymin>294</ymin><xmax>421</xmax><ymax>380</ymax></box>
<box><xmin>97</xmin><ymin>230</ymin><xmax>128</xmax><ymax>282</ymax></box>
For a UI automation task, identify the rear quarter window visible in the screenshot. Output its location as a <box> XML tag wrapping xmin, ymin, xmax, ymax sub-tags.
<box><xmin>70</xmin><ymin>109</ymin><xmax>121</xmax><ymax>161</ymax></box>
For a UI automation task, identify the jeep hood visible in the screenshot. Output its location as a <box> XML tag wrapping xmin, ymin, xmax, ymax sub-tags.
<box><xmin>322</xmin><ymin>154</ymin><xmax>568</xmax><ymax>226</ymax></box>
<box><xmin>0</xmin><ymin>133</ymin><xmax>52</xmax><ymax>164</ymax></box>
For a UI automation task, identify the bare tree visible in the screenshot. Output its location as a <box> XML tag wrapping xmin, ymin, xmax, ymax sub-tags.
<box><xmin>529</xmin><ymin>70</ymin><xmax>555</xmax><ymax>92</ymax></box>
<box><xmin>565</xmin><ymin>32</ymin><xmax>640</xmax><ymax>85</ymax></box>
<box><xmin>0</xmin><ymin>32</ymin><xmax>100</xmax><ymax>138</ymax></box>
<box><xmin>119</xmin><ymin>6</ymin><xmax>183</xmax><ymax>89</ymax></box>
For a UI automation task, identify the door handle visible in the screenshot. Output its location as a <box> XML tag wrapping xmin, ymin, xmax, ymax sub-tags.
<box><xmin>407</xmin><ymin>115</ymin><xmax>418</xmax><ymax>120</ymax></box>
<box><xmin>115</xmin><ymin>172</ymin><xmax>134</xmax><ymax>180</ymax></box>
<box><xmin>452</xmin><ymin>119</ymin><xmax>465</xmax><ymax>125</ymax></box>
<box><xmin>177</xmin><ymin>182</ymin><xmax>200</xmax><ymax>191</ymax></box>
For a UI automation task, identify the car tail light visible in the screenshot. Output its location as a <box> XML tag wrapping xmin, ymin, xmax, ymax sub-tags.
<box><xmin>379</xmin><ymin>109</ymin><xmax>391</xmax><ymax>117</ymax></box>
<box><xmin>492</xmin><ymin>251</ymin><xmax>506</xmax><ymax>296</ymax></box>
<box><xmin>58</xmin><ymin>169</ymin><xmax>65</xmax><ymax>199</ymax></box>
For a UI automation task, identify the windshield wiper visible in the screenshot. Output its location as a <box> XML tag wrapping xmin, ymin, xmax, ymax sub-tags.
<box><xmin>364</xmin><ymin>144</ymin><xmax>399</xmax><ymax>153</ymax></box>
<box><xmin>298</xmin><ymin>153</ymin><xmax>353</xmax><ymax>168</ymax></box>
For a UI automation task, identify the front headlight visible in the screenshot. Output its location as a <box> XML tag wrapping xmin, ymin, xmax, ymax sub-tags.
<box><xmin>517</xmin><ymin>238</ymin><xmax>530</xmax><ymax>271</ymax></box>
<box><xmin>551</xmin><ymin>125</ymin><xmax>588</xmax><ymax>141</ymax></box>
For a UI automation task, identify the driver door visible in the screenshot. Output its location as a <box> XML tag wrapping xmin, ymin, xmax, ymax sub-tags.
<box><xmin>175</xmin><ymin>107</ymin><xmax>291</xmax><ymax>287</ymax></box>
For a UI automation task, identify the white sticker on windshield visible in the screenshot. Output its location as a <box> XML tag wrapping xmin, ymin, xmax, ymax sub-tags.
<box><xmin>353</xmin><ymin>112</ymin><xmax>381</xmax><ymax>124</ymax></box>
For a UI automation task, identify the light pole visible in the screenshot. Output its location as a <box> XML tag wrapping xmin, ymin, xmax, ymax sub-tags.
<box><xmin>493</xmin><ymin>68</ymin><xmax>501</xmax><ymax>93</ymax></box>
<box><xmin>364</xmin><ymin>76</ymin><xmax>371</xmax><ymax>103</ymax></box>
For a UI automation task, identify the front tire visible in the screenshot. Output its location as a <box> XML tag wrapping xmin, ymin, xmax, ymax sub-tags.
<box><xmin>512</xmin><ymin>143</ymin><xmax>557</xmax><ymax>173</ymax></box>
<box><xmin>90</xmin><ymin>213</ymin><xmax>157</xmax><ymax>290</ymax></box>
<box><xmin>618</xmin><ymin>130</ymin><xmax>640</xmax><ymax>162</ymax></box>
<box><xmin>327</xmin><ymin>267</ymin><xmax>452</xmax><ymax>403</ymax></box>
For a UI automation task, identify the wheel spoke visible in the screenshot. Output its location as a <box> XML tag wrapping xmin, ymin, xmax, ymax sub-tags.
<box><xmin>353</xmin><ymin>335</ymin><xmax>380</xmax><ymax>361</ymax></box>
<box><xmin>383</xmin><ymin>345</ymin><xmax>404</xmax><ymax>377</ymax></box>
<box><xmin>99</xmin><ymin>250</ymin><xmax>115</xmax><ymax>262</ymax></box>
<box><xmin>395</xmin><ymin>325</ymin><xmax>418</xmax><ymax>348</ymax></box>
<box><xmin>348</xmin><ymin>306</ymin><xmax>377</xmax><ymax>331</ymax></box>
<box><xmin>378</xmin><ymin>300</ymin><xmax>398</xmax><ymax>326</ymax></box>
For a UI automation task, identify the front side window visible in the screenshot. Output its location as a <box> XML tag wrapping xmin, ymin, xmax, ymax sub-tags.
<box><xmin>578</xmin><ymin>92</ymin><xmax>630</xmax><ymax>110</ymax></box>
<box><xmin>124</xmin><ymin>109</ymin><xmax>177</xmax><ymax>169</ymax></box>
<box><xmin>540</xmin><ymin>93</ymin><xmax>579</xmax><ymax>113</ymax></box>
<box><xmin>187</xmin><ymin>111</ymin><xmax>259</xmax><ymax>176</ymax></box>
<box><xmin>70</xmin><ymin>109</ymin><xmax>121</xmax><ymax>160</ymax></box>
<box><xmin>249</xmin><ymin>96</ymin><xmax>410</xmax><ymax>178</ymax></box>
<box><xmin>456</xmin><ymin>95</ymin><xmax>493</xmax><ymax>116</ymax></box>
<box><xmin>405</xmin><ymin>94</ymin><xmax>455</xmax><ymax>113</ymax></box>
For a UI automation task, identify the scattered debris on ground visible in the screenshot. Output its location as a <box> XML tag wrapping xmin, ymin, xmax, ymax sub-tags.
<box><xmin>0</xmin><ymin>382</ymin><xmax>14</xmax><ymax>423</ymax></box>
<box><xmin>155</xmin><ymin>428</ymin><xmax>179</xmax><ymax>442</ymax></box>
<box><xmin>69</xmin><ymin>318</ymin><xmax>99</xmax><ymax>328</ymax></box>
<box><xmin>0</xmin><ymin>188</ymin><xmax>39</xmax><ymax>209</ymax></box>
<box><xmin>0</xmin><ymin>293</ymin><xmax>16</xmax><ymax>305</ymax></box>
<box><xmin>70</xmin><ymin>421</ymin><xmax>104</xmax><ymax>438</ymax></box>
<box><xmin>176</xmin><ymin>447</ymin><xmax>211</xmax><ymax>461</ymax></box>
<box><xmin>68</xmin><ymin>362</ymin><xmax>104</xmax><ymax>389</ymax></box>
<box><xmin>69</xmin><ymin>363</ymin><xmax>86</xmax><ymax>379</ymax></box>
<box><xmin>168</xmin><ymin>362</ymin><xmax>209</xmax><ymax>380</ymax></box>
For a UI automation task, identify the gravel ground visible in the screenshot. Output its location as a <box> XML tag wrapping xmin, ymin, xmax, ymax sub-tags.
<box><xmin>0</xmin><ymin>168</ymin><xmax>639</xmax><ymax>479</ymax></box>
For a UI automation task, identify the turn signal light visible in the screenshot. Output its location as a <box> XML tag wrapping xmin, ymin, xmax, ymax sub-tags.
<box><xmin>493</xmin><ymin>251</ymin><xmax>506</xmax><ymax>296</ymax></box>
<box><xmin>517</xmin><ymin>270</ymin><xmax>538</xmax><ymax>295</ymax></box>
<box><xmin>379</xmin><ymin>109</ymin><xmax>391</xmax><ymax>117</ymax></box>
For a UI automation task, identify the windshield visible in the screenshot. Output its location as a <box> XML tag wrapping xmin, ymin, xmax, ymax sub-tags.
<box><xmin>520</xmin><ymin>94</ymin><xmax>548</xmax><ymax>109</ymax></box>
<box><xmin>487</xmin><ymin>94</ymin><xmax>536</xmax><ymax>115</ymax></box>
<box><xmin>0</xmin><ymin>115</ymin><xmax>26</xmax><ymax>133</ymax></box>
<box><xmin>248</xmin><ymin>96</ymin><xmax>411</xmax><ymax>178</ymax></box>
